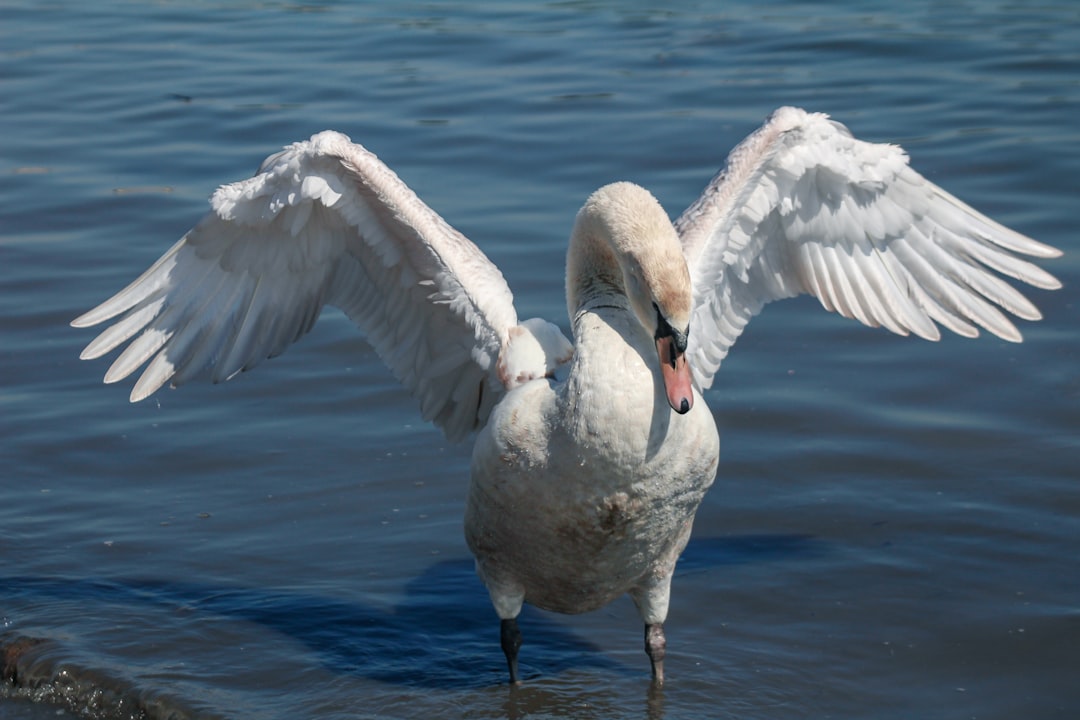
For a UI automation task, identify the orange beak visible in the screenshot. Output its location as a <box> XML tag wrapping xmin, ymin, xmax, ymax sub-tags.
<box><xmin>656</xmin><ymin>335</ymin><xmax>693</xmax><ymax>414</ymax></box>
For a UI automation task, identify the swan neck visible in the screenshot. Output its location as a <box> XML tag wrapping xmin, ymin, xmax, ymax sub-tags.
<box><xmin>564</xmin><ymin>182</ymin><xmax>691</xmax><ymax>342</ymax></box>
<box><xmin>565</xmin><ymin>224</ymin><xmax>627</xmax><ymax>318</ymax></box>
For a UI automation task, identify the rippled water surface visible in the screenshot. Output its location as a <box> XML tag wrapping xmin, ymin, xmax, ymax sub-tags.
<box><xmin>3</xmin><ymin>2</ymin><xmax>1079</xmax><ymax>718</ymax></box>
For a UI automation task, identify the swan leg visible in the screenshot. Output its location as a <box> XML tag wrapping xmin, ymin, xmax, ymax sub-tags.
<box><xmin>644</xmin><ymin>622</ymin><xmax>667</xmax><ymax>685</ymax></box>
<box><xmin>630</xmin><ymin>552</ymin><xmax>683</xmax><ymax>683</ymax></box>
<box><xmin>501</xmin><ymin>617</ymin><xmax>523</xmax><ymax>684</ymax></box>
<box><xmin>631</xmin><ymin>519</ymin><xmax>691</xmax><ymax>684</ymax></box>
<box><xmin>478</xmin><ymin>574</ymin><xmax>526</xmax><ymax>683</ymax></box>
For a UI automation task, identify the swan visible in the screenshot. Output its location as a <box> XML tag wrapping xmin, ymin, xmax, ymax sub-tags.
<box><xmin>72</xmin><ymin>107</ymin><xmax>1061</xmax><ymax>684</ymax></box>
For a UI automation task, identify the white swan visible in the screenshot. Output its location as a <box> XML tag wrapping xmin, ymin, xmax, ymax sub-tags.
<box><xmin>72</xmin><ymin>107</ymin><xmax>1061</xmax><ymax>684</ymax></box>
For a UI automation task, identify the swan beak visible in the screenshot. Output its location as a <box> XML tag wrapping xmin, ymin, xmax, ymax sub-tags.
<box><xmin>655</xmin><ymin>335</ymin><xmax>693</xmax><ymax>415</ymax></box>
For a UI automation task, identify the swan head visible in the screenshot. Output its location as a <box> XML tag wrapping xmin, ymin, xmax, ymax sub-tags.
<box><xmin>570</xmin><ymin>182</ymin><xmax>695</xmax><ymax>415</ymax></box>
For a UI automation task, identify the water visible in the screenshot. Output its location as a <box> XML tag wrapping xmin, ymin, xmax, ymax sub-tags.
<box><xmin>2</xmin><ymin>1</ymin><xmax>1078</xmax><ymax>718</ymax></box>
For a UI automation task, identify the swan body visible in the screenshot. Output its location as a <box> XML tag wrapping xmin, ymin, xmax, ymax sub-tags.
<box><xmin>72</xmin><ymin>107</ymin><xmax>1061</xmax><ymax>684</ymax></box>
<box><xmin>467</xmin><ymin>301</ymin><xmax>720</xmax><ymax>617</ymax></box>
<box><xmin>468</xmin><ymin>187</ymin><xmax>720</xmax><ymax>626</ymax></box>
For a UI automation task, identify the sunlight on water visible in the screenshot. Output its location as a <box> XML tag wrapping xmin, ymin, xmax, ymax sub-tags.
<box><xmin>2</xmin><ymin>1</ymin><xmax>1078</xmax><ymax>719</ymax></box>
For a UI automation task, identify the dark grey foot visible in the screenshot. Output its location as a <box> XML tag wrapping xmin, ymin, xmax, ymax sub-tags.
<box><xmin>501</xmin><ymin>617</ymin><xmax>523</xmax><ymax>684</ymax></box>
<box><xmin>645</xmin><ymin>622</ymin><xmax>666</xmax><ymax>685</ymax></box>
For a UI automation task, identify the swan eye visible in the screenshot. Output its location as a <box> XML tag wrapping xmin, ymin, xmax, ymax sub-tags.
<box><xmin>654</xmin><ymin>302</ymin><xmax>689</xmax><ymax>353</ymax></box>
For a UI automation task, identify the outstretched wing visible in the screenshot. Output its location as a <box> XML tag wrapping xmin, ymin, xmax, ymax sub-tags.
<box><xmin>73</xmin><ymin>131</ymin><xmax>519</xmax><ymax>441</ymax></box>
<box><xmin>677</xmin><ymin>106</ymin><xmax>1062</xmax><ymax>391</ymax></box>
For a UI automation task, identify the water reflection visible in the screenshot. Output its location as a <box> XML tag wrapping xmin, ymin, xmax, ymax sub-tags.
<box><xmin>2</xmin><ymin>532</ymin><xmax>819</xmax><ymax>701</ymax></box>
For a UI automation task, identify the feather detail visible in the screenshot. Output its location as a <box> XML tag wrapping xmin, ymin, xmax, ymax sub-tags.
<box><xmin>72</xmin><ymin>131</ymin><xmax>518</xmax><ymax>441</ymax></box>
<box><xmin>677</xmin><ymin>107</ymin><xmax>1060</xmax><ymax>390</ymax></box>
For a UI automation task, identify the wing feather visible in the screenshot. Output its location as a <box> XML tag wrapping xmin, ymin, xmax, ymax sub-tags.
<box><xmin>678</xmin><ymin>107</ymin><xmax>1061</xmax><ymax>390</ymax></box>
<box><xmin>73</xmin><ymin>131</ymin><xmax>518</xmax><ymax>441</ymax></box>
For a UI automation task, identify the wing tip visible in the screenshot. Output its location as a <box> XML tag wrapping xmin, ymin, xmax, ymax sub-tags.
<box><xmin>102</xmin><ymin>366</ymin><xmax>131</xmax><ymax>387</ymax></box>
<box><xmin>1040</xmin><ymin>273</ymin><xmax>1064</xmax><ymax>291</ymax></box>
<box><xmin>71</xmin><ymin>308</ymin><xmax>104</xmax><ymax>329</ymax></box>
<box><xmin>913</xmin><ymin>323</ymin><xmax>942</xmax><ymax>343</ymax></box>
<box><xmin>128</xmin><ymin>384</ymin><xmax>157</xmax><ymax>403</ymax></box>
<box><xmin>78</xmin><ymin>346</ymin><xmax>103</xmax><ymax>362</ymax></box>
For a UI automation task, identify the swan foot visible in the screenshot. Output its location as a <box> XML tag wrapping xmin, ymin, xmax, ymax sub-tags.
<box><xmin>501</xmin><ymin>617</ymin><xmax>523</xmax><ymax>684</ymax></box>
<box><xmin>645</xmin><ymin>622</ymin><xmax>666</xmax><ymax>685</ymax></box>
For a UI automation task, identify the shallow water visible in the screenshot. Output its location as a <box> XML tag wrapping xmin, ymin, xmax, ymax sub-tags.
<box><xmin>2</xmin><ymin>1</ymin><xmax>1079</xmax><ymax>718</ymax></box>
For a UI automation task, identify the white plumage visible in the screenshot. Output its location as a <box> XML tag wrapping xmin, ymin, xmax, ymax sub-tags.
<box><xmin>76</xmin><ymin>130</ymin><xmax>519</xmax><ymax>440</ymax></box>
<box><xmin>676</xmin><ymin>107</ymin><xmax>1059</xmax><ymax>390</ymax></box>
<box><xmin>72</xmin><ymin>107</ymin><xmax>1060</xmax><ymax>683</ymax></box>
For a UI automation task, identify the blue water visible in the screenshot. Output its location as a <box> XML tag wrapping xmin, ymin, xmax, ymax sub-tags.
<box><xmin>2</xmin><ymin>2</ymin><xmax>1078</xmax><ymax>718</ymax></box>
